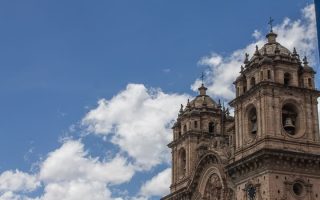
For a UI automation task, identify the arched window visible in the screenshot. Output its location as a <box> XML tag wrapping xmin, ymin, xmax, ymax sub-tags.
<box><xmin>243</xmin><ymin>77</ymin><xmax>247</xmax><ymax>92</ymax></box>
<box><xmin>284</xmin><ymin>72</ymin><xmax>291</xmax><ymax>86</ymax></box>
<box><xmin>267</xmin><ymin>70</ymin><xmax>271</xmax><ymax>79</ymax></box>
<box><xmin>209</xmin><ymin>122</ymin><xmax>214</xmax><ymax>134</ymax></box>
<box><xmin>248</xmin><ymin>107</ymin><xmax>257</xmax><ymax>135</ymax></box>
<box><xmin>194</xmin><ymin>121</ymin><xmax>198</xmax><ymax>128</ymax></box>
<box><xmin>178</xmin><ymin>148</ymin><xmax>186</xmax><ymax>178</ymax></box>
<box><xmin>282</xmin><ymin>103</ymin><xmax>298</xmax><ymax>135</ymax></box>
<box><xmin>250</xmin><ymin>77</ymin><xmax>256</xmax><ymax>87</ymax></box>
<box><xmin>183</xmin><ymin>124</ymin><xmax>187</xmax><ymax>133</ymax></box>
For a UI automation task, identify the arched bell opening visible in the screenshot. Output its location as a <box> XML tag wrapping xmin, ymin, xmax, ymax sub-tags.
<box><xmin>248</xmin><ymin>107</ymin><xmax>258</xmax><ymax>136</ymax></box>
<box><xmin>178</xmin><ymin>148</ymin><xmax>187</xmax><ymax>178</ymax></box>
<box><xmin>282</xmin><ymin>103</ymin><xmax>299</xmax><ymax>136</ymax></box>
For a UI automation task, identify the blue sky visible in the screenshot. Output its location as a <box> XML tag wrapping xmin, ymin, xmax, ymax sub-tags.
<box><xmin>0</xmin><ymin>1</ymin><xmax>317</xmax><ymax>200</ymax></box>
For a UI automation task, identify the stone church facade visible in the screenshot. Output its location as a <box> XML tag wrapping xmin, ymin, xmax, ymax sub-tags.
<box><xmin>162</xmin><ymin>29</ymin><xmax>320</xmax><ymax>200</ymax></box>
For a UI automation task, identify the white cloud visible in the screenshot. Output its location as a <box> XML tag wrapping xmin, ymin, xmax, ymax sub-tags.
<box><xmin>0</xmin><ymin>170</ymin><xmax>39</xmax><ymax>193</ymax></box>
<box><xmin>39</xmin><ymin>140</ymin><xmax>134</xmax><ymax>185</ymax></box>
<box><xmin>252</xmin><ymin>30</ymin><xmax>261</xmax><ymax>40</ymax></box>
<box><xmin>40</xmin><ymin>180</ymin><xmax>113</xmax><ymax>200</ymax></box>
<box><xmin>37</xmin><ymin>140</ymin><xmax>133</xmax><ymax>200</ymax></box>
<box><xmin>82</xmin><ymin>84</ymin><xmax>190</xmax><ymax>170</ymax></box>
<box><xmin>0</xmin><ymin>140</ymin><xmax>134</xmax><ymax>200</ymax></box>
<box><xmin>192</xmin><ymin>4</ymin><xmax>318</xmax><ymax>101</ymax></box>
<box><xmin>139</xmin><ymin>168</ymin><xmax>171</xmax><ymax>198</ymax></box>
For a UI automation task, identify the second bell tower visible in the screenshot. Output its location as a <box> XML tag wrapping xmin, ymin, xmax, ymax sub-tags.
<box><xmin>228</xmin><ymin>29</ymin><xmax>320</xmax><ymax>200</ymax></box>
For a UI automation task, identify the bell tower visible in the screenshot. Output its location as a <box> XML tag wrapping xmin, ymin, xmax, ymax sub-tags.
<box><xmin>227</xmin><ymin>28</ymin><xmax>320</xmax><ymax>200</ymax></box>
<box><xmin>166</xmin><ymin>83</ymin><xmax>234</xmax><ymax>199</ymax></box>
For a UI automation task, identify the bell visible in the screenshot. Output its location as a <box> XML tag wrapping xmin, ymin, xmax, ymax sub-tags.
<box><xmin>284</xmin><ymin>117</ymin><xmax>295</xmax><ymax>134</ymax></box>
<box><xmin>251</xmin><ymin>122</ymin><xmax>257</xmax><ymax>134</ymax></box>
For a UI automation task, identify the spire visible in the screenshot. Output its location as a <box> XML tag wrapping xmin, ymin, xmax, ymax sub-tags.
<box><xmin>266</xmin><ymin>17</ymin><xmax>277</xmax><ymax>43</ymax></box>
<box><xmin>186</xmin><ymin>99</ymin><xmax>191</xmax><ymax>109</ymax></box>
<box><xmin>303</xmin><ymin>56</ymin><xmax>308</xmax><ymax>65</ymax></box>
<box><xmin>244</xmin><ymin>53</ymin><xmax>249</xmax><ymax>64</ymax></box>
<box><xmin>254</xmin><ymin>45</ymin><xmax>261</xmax><ymax>56</ymax></box>
<box><xmin>179</xmin><ymin>104</ymin><xmax>184</xmax><ymax>115</ymax></box>
<box><xmin>292</xmin><ymin>47</ymin><xmax>298</xmax><ymax>56</ymax></box>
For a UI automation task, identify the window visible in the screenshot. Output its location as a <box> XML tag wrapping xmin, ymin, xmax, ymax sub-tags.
<box><xmin>308</xmin><ymin>78</ymin><xmax>312</xmax><ymax>87</ymax></box>
<box><xmin>260</xmin><ymin>71</ymin><xmax>263</xmax><ymax>81</ymax></box>
<box><xmin>250</xmin><ymin>77</ymin><xmax>256</xmax><ymax>87</ymax></box>
<box><xmin>194</xmin><ymin>121</ymin><xmax>198</xmax><ymax>128</ymax></box>
<box><xmin>284</xmin><ymin>72</ymin><xmax>291</xmax><ymax>86</ymax></box>
<box><xmin>209</xmin><ymin>122</ymin><xmax>214</xmax><ymax>134</ymax></box>
<box><xmin>267</xmin><ymin>70</ymin><xmax>271</xmax><ymax>79</ymax></box>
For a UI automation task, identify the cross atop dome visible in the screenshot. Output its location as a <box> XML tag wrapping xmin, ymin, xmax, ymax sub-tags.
<box><xmin>266</xmin><ymin>17</ymin><xmax>277</xmax><ymax>43</ymax></box>
<box><xmin>198</xmin><ymin>72</ymin><xmax>207</xmax><ymax>95</ymax></box>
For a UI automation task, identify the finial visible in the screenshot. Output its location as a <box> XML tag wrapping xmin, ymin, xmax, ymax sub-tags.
<box><xmin>179</xmin><ymin>104</ymin><xmax>184</xmax><ymax>114</ymax></box>
<box><xmin>240</xmin><ymin>65</ymin><xmax>244</xmax><ymax>73</ymax></box>
<box><xmin>266</xmin><ymin>17</ymin><xmax>277</xmax><ymax>43</ymax></box>
<box><xmin>218</xmin><ymin>99</ymin><xmax>221</xmax><ymax>108</ymax></box>
<box><xmin>268</xmin><ymin>17</ymin><xmax>274</xmax><ymax>33</ymax></box>
<box><xmin>198</xmin><ymin>73</ymin><xmax>208</xmax><ymax>96</ymax></box>
<box><xmin>244</xmin><ymin>53</ymin><xmax>249</xmax><ymax>64</ymax></box>
<box><xmin>186</xmin><ymin>99</ymin><xmax>191</xmax><ymax>109</ymax></box>
<box><xmin>303</xmin><ymin>56</ymin><xmax>308</xmax><ymax>65</ymax></box>
<box><xmin>254</xmin><ymin>45</ymin><xmax>261</xmax><ymax>56</ymax></box>
<box><xmin>293</xmin><ymin>47</ymin><xmax>297</xmax><ymax>55</ymax></box>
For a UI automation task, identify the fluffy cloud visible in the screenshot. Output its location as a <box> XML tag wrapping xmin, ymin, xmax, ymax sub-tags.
<box><xmin>0</xmin><ymin>140</ymin><xmax>134</xmax><ymax>200</ymax></box>
<box><xmin>192</xmin><ymin>4</ymin><xmax>318</xmax><ymax>101</ymax></box>
<box><xmin>82</xmin><ymin>84</ymin><xmax>190</xmax><ymax>169</ymax></box>
<box><xmin>0</xmin><ymin>170</ymin><xmax>39</xmax><ymax>193</ymax></box>
<box><xmin>39</xmin><ymin>140</ymin><xmax>134</xmax><ymax>185</ymax></box>
<box><xmin>40</xmin><ymin>180</ymin><xmax>113</xmax><ymax>200</ymax></box>
<box><xmin>139</xmin><ymin>168</ymin><xmax>171</xmax><ymax>198</ymax></box>
<box><xmin>38</xmin><ymin>140</ymin><xmax>134</xmax><ymax>200</ymax></box>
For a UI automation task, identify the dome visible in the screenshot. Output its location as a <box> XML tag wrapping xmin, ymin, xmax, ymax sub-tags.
<box><xmin>303</xmin><ymin>66</ymin><xmax>315</xmax><ymax>73</ymax></box>
<box><xmin>250</xmin><ymin>31</ymin><xmax>292</xmax><ymax>62</ymax></box>
<box><xmin>185</xmin><ymin>84</ymin><xmax>218</xmax><ymax>110</ymax></box>
<box><xmin>190</xmin><ymin>95</ymin><xmax>217</xmax><ymax>109</ymax></box>
<box><xmin>250</xmin><ymin>43</ymin><xmax>291</xmax><ymax>62</ymax></box>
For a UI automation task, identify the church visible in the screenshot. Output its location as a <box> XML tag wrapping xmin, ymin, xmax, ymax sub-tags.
<box><xmin>161</xmin><ymin>27</ymin><xmax>320</xmax><ymax>199</ymax></box>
